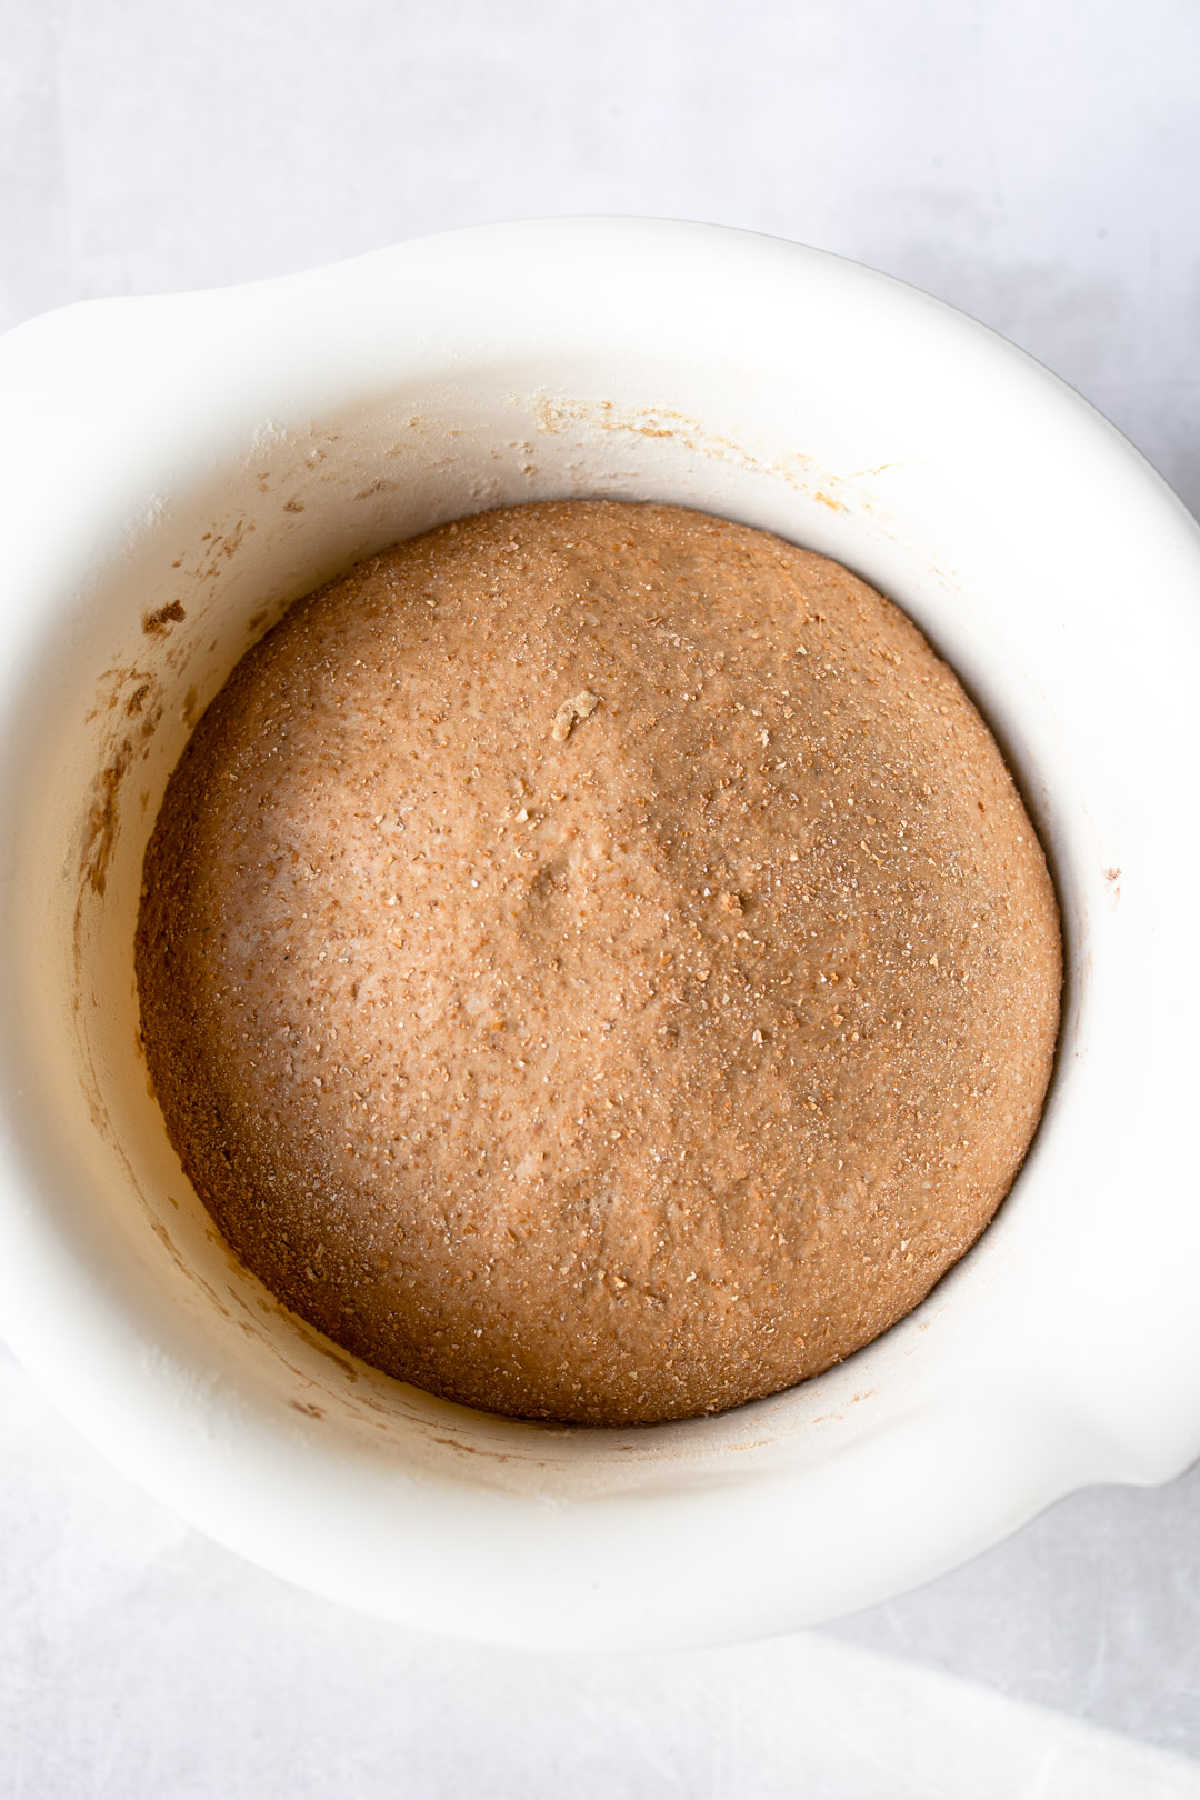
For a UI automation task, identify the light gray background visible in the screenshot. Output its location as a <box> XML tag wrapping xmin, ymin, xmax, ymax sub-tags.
<box><xmin>2</xmin><ymin>1</ymin><xmax>1198</xmax><ymax>1792</ymax></box>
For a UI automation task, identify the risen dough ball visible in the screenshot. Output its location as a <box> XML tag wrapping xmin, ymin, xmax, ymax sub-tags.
<box><xmin>137</xmin><ymin>501</ymin><xmax>1060</xmax><ymax>1424</ymax></box>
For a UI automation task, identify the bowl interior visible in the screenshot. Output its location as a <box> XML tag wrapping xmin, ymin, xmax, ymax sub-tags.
<box><xmin>10</xmin><ymin>358</ymin><xmax>1095</xmax><ymax>1493</ymax></box>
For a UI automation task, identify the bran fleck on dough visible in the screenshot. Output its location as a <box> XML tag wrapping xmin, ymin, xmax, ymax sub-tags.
<box><xmin>136</xmin><ymin>500</ymin><xmax>1061</xmax><ymax>1425</ymax></box>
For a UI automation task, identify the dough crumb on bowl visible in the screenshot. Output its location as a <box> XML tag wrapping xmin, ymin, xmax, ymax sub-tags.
<box><xmin>135</xmin><ymin>499</ymin><xmax>1061</xmax><ymax>1425</ymax></box>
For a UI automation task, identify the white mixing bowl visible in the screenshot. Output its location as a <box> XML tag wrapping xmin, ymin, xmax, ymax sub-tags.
<box><xmin>1</xmin><ymin>219</ymin><xmax>1197</xmax><ymax>1649</ymax></box>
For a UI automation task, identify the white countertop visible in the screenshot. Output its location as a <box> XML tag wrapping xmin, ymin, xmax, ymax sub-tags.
<box><xmin>2</xmin><ymin>0</ymin><xmax>1198</xmax><ymax>1790</ymax></box>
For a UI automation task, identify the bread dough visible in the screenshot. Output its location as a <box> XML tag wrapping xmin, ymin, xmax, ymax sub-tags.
<box><xmin>136</xmin><ymin>500</ymin><xmax>1061</xmax><ymax>1424</ymax></box>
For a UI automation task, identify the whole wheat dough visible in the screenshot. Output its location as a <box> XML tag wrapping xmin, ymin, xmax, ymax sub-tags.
<box><xmin>136</xmin><ymin>500</ymin><xmax>1061</xmax><ymax>1424</ymax></box>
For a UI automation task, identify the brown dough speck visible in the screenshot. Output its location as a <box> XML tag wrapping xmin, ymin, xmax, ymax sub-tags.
<box><xmin>142</xmin><ymin>599</ymin><xmax>185</xmax><ymax>636</ymax></box>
